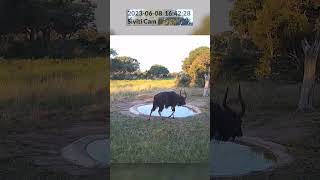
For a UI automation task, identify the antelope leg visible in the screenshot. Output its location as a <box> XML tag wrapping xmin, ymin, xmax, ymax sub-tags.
<box><xmin>158</xmin><ymin>111</ymin><xmax>163</xmax><ymax>120</ymax></box>
<box><xmin>168</xmin><ymin>111</ymin><xmax>175</xmax><ymax>118</ymax></box>
<box><xmin>168</xmin><ymin>107</ymin><xmax>175</xmax><ymax>118</ymax></box>
<box><xmin>148</xmin><ymin>110</ymin><xmax>153</xmax><ymax>120</ymax></box>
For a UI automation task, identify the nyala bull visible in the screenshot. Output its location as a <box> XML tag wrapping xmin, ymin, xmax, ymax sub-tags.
<box><xmin>211</xmin><ymin>85</ymin><xmax>245</xmax><ymax>141</ymax></box>
<box><xmin>149</xmin><ymin>90</ymin><xmax>187</xmax><ymax>120</ymax></box>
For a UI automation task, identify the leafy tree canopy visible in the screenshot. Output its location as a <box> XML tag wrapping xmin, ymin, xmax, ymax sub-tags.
<box><xmin>111</xmin><ymin>56</ymin><xmax>140</xmax><ymax>73</ymax></box>
<box><xmin>147</xmin><ymin>64</ymin><xmax>170</xmax><ymax>78</ymax></box>
<box><xmin>182</xmin><ymin>46</ymin><xmax>210</xmax><ymax>72</ymax></box>
<box><xmin>181</xmin><ymin>46</ymin><xmax>210</xmax><ymax>86</ymax></box>
<box><xmin>230</xmin><ymin>0</ymin><xmax>316</xmax><ymax>79</ymax></box>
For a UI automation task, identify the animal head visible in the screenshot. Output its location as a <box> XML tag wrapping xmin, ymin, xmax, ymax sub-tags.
<box><xmin>222</xmin><ymin>85</ymin><xmax>246</xmax><ymax>138</ymax></box>
<box><xmin>177</xmin><ymin>89</ymin><xmax>187</xmax><ymax>106</ymax></box>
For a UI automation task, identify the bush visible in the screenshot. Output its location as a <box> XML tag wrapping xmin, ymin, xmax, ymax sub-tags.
<box><xmin>220</xmin><ymin>56</ymin><xmax>257</xmax><ymax>81</ymax></box>
<box><xmin>147</xmin><ymin>64</ymin><xmax>169</xmax><ymax>79</ymax></box>
<box><xmin>175</xmin><ymin>73</ymin><xmax>191</xmax><ymax>87</ymax></box>
<box><xmin>1</xmin><ymin>39</ymin><xmax>107</xmax><ymax>59</ymax></box>
<box><xmin>190</xmin><ymin>75</ymin><xmax>204</xmax><ymax>87</ymax></box>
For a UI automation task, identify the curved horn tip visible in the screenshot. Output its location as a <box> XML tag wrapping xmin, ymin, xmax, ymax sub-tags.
<box><xmin>223</xmin><ymin>87</ymin><xmax>229</xmax><ymax>102</ymax></box>
<box><xmin>238</xmin><ymin>84</ymin><xmax>245</xmax><ymax>117</ymax></box>
<box><xmin>223</xmin><ymin>87</ymin><xmax>232</xmax><ymax>112</ymax></box>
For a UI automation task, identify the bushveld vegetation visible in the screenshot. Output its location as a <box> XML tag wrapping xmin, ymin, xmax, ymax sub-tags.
<box><xmin>213</xmin><ymin>0</ymin><xmax>320</xmax><ymax>82</ymax></box>
<box><xmin>0</xmin><ymin>58</ymin><xmax>107</xmax><ymax>137</ymax></box>
<box><xmin>0</xmin><ymin>0</ymin><xmax>107</xmax><ymax>59</ymax></box>
<box><xmin>211</xmin><ymin>0</ymin><xmax>320</xmax><ymax>112</ymax></box>
<box><xmin>110</xmin><ymin>46</ymin><xmax>210</xmax><ymax>86</ymax></box>
<box><xmin>110</xmin><ymin>50</ymin><xmax>173</xmax><ymax>80</ymax></box>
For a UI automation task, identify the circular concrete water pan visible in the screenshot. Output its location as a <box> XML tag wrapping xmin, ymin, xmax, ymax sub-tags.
<box><xmin>129</xmin><ymin>104</ymin><xmax>201</xmax><ymax>118</ymax></box>
<box><xmin>61</xmin><ymin>135</ymin><xmax>109</xmax><ymax>168</ymax></box>
<box><xmin>86</xmin><ymin>139</ymin><xmax>109</xmax><ymax>164</ymax></box>
<box><xmin>210</xmin><ymin>136</ymin><xmax>293</xmax><ymax>178</ymax></box>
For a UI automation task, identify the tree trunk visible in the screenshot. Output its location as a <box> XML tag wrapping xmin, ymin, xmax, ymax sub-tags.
<box><xmin>203</xmin><ymin>70</ymin><xmax>210</xmax><ymax>97</ymax></box>
<box><xmin>298</xmin><ymin>38</ymin><xmax>320</xmax><ymax>112</ymax></box>
<box><xmin>298</xmin><ymin>58</ymin><xmax>316</xmax><ymax>111</ymax></box>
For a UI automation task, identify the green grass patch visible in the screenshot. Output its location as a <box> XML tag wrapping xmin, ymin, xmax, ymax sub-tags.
<box><xmin>111</xmin><ymin>112</ymin><xmax>209</xmax><ymax>163</ymax></box>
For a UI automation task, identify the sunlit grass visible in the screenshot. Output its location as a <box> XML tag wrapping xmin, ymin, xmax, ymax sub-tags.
<box><xmin>0</xmin><ymin>58</ymin><xmax>107</xmax><ymax>107</ymax></box>
<box><xmin>0</xmin><ymin>58</ymin><xmax>108</xmax><ymax>132</ymax></box>
<box><xmin>110</xmin><ymin>79</ymin><xmax>176</xmax><ymax>102</ymax></box>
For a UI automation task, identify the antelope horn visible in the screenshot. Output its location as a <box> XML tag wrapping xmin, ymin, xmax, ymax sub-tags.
<box><xmin>184</xmin><ymin>89</ymin><xmax>187</xmax><ymax>99</ymax></box>
<box><xmin>223</xmin><ymin>87</ymin><xmax>232</xmax><ymax>112</ymax></box>
<box><xmin>179</xmin><ymin>89</ymin><xmax>182</xmax><ymax>96</ymax></box>
<box><xmin>238</xmin><ymin>84</ymin><xmax>245</xmax><ymax>117</ymax></box>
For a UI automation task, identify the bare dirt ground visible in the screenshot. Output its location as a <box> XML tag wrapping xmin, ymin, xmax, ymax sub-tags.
<box><xmin>111</xmin><ymin>91</ymin><xmax>209</xmax><ymax>118</ymax></box>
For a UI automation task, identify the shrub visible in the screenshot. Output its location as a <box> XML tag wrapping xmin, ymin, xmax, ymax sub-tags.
<box><xmin>175</xmin><ymin>73</ymin><xmax>191</xmax><ymax>87</ymax></box>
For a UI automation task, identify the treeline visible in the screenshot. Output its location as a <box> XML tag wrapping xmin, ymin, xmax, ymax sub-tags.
<box><xmin>212</xmin><ymin>0</ymin><xmax>320</xmax><ymax>82</ymax></box>
<box><xmin>110</xmin><ymin>49</ymin><xmax>173</xmax><ymax>80</ymax></box>
<box><xmin>110</xmin><ymin>47</ymin><xmax>210</xmax><ymax>85</ymax></box>
<box><xmin>0</xmin><ymin>0</ymin><xmax>107</xmax><ymax>59</ymax></box>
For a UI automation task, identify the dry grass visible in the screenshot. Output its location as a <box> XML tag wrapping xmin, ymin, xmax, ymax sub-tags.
<box><xmin>110</xmin><ymin>79</ymin><xmax>175</xmax><ymax>102</ymax></box>
<box><xmin>0</xmin><ymin>58</ymin><xmax>107</xmax><ymax>107</ymax></box>
<box><xmin>0</xmin><ymin>58</ymin><xmax>108</xmax><ymax>132</ymax></box>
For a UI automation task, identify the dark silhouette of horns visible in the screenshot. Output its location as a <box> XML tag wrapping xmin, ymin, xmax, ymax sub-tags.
<box><xmin>223</xmin><ymin>85</ymin><xmax>245</xmax><ymax>117</ymax></box>
<box><xmin>238</xmin><ymin>84</ymin><xmax>245</xmax><ymax>117</ymax></box>
<box><xmin>223</xmin><ymin>87</ymin><xmax>232</xmax><ymax>112</ymax></box>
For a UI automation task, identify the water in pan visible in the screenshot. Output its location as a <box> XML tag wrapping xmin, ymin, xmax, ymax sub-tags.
<box><xmin>86</xmin><ymin>139</ymin><xmax>109</xmax><ymax>164</ymax></box>
<box><xmin>210</xmin><ymin>141</ymin><xmax>275</xmax><ymax>177</ymax></box>
<box><xmin>136</xmin><ymin>104</ymin><xmax>196</xmax><ymax>118</ymax></box>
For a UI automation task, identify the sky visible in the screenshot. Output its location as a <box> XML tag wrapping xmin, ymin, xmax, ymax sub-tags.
<box><xmin>110</xmin><ymin>35</ymin><xmax>210</xmax><ymax>73</ymax></box>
